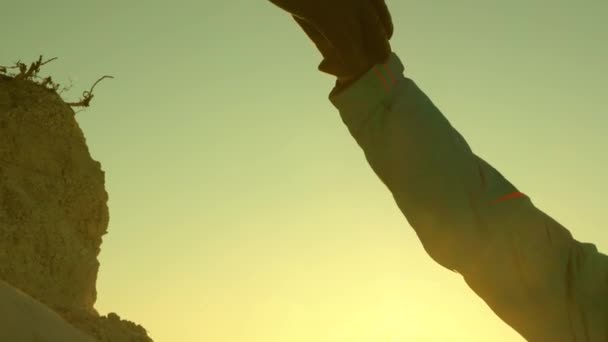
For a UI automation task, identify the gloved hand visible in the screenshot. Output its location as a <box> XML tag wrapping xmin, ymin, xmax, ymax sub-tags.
<box><xmin>268</xmin><ymin>0</ymin><xmax>393</xmax><ymax>83</ymax></box>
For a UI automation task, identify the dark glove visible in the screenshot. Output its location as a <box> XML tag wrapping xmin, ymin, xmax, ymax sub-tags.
<box><xmin>268</xmin><ymin>0</ymin><xmax>393</xmax><ymax>82</ymax></box>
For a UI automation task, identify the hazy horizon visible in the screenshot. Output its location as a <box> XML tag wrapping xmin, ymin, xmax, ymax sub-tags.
<box><xmin>3</xmin><ymin>1</ymin><xmax>608</xmax><ymax>341</ymax></box>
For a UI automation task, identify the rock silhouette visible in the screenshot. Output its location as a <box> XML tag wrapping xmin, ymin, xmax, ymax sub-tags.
<box><xmin>0</xmin><ymin>72</ymin><xmax>152</xmax><ymax>341</ymax></box>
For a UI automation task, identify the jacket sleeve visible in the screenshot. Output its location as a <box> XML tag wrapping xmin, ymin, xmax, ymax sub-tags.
<box><xmin>329</xmin><ymin>52</ymin><xmax>608</xmax><ymax>342</ymax></box>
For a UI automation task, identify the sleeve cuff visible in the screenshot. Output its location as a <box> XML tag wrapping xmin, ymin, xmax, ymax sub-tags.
<box><xmin>328</xmin><ymin>52</ymin><xmax>406</xmax><ymax>131</ymax></box>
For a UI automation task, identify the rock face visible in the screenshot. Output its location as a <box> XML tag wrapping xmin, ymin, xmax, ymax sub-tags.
<box><xmin>0</xmin><ymin>74</ymin><xmax>152</xmax><ymax>341</ymax></box>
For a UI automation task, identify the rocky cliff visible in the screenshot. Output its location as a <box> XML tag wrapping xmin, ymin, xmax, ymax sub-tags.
<box><xmin>0</xmin><ymin>70</ymin><xmax>152</xmax><ymax>341</ymax></box>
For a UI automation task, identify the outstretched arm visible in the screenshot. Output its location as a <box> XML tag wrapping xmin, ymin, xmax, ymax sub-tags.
<box><xmin>265</xmin><ymin>1</ymin><xmax>608</xmax><ymax>340</ymax></box>
<box><xmin>329</xmin><ymin>52</ymin><xmax>608</xmax><ymax>341</ymax></box>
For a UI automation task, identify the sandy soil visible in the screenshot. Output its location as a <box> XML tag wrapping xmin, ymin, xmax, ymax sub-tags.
<box><xmin>0</xmin><ymin>279</ymin><xmax>97</xmax><ymax>342</ymax></box>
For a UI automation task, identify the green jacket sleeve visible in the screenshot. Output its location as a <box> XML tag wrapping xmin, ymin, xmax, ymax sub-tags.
<box><xmin>329</xmin><ymin>52</ymin><xmax>608</xmax><ymax>341</ymax></box>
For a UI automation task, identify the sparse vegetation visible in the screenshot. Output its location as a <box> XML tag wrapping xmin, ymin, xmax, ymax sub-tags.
<box><xmin>0</xmin><ymin>55</ymin><xmax>113</xmax><ymax>113</ymax></box>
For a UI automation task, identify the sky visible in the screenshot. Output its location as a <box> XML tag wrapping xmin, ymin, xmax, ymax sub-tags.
<box><xmin>3</xmin><ymin>1</ymin><xmax>608</xmax><ymax>341</ymax></box>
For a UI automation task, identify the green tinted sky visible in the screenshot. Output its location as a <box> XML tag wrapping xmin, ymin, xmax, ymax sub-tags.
<box><xmin>3</xmin><ymin>1</ymin><xmax>608</xmax><ymax>341</ymax></box>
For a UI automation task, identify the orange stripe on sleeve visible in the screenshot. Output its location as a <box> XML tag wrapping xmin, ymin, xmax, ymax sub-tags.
<box><xmin>372</xmin><ymin>67</ymin><xmax>390</xmax><ymax>93</ymax></box>
<box><xmin>383</xmin><ymin>64</ymin><xmax>395</xmax><ymax>87</ymax></box>
<box><xmin>490</xmin><ymin>191</ymin><xmax>527</xmax><ymax>205</ymax></box>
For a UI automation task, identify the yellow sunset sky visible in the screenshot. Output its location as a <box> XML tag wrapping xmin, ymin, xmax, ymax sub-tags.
<box><xmin>3</xmin><ymin>1</ymin><xmax>608</xmax><ymax>341</ymax></box>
